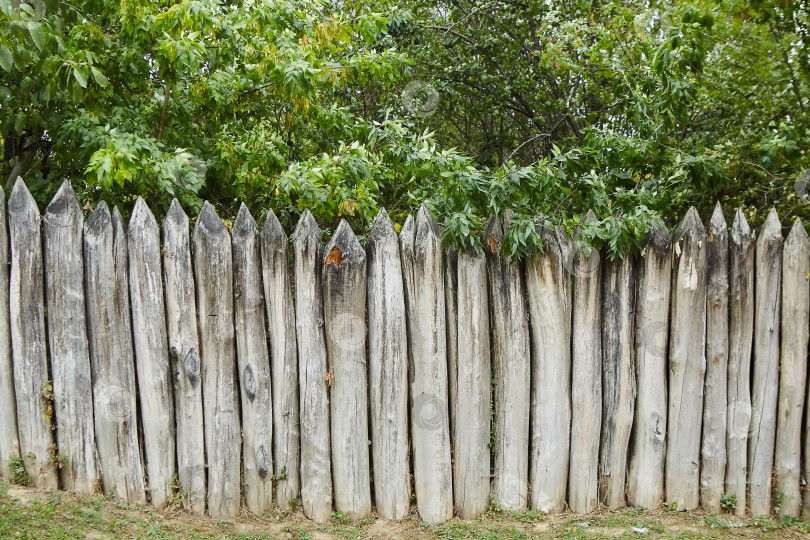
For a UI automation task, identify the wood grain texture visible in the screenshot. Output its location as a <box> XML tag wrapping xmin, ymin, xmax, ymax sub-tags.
<box><xmin>192</xmin><ymin>201</ymin><xmax>241</xmax><ymax>520</ymax></box>
<box><xmin>526</xmin><ymin>225</ymin><xmax>571</xmax><ymax>513</ymax></box>
<box><xmin>485</xmin><ymin>213</ymin><xmax>530</xmax><ymax>512</ymax></box>
<box><xmin>292</xmin><ymin>210</ymin><xmax>332</xmax><ymax>523</ymax></box>
<box><xmin>84</xmin><ymin>203</ymin><xmax>146</xmax><ymax>504</ymax></box>
<box><xmin>323</xmin><ymin>220</ymin><xmax>371</xmax><ymax>521</ymax></box>
<box><xmin>444</xmin><ymin>246</ymin><xmax>458</xmax><ymax>448</ymax></box>
<box><xmin>162</xmin><ymin>199</ymin><xmax>205</xmax><ymax>515</ymax></box>
<box><xmin>260</xmin><ymin>210</ymin><xmax>300</xmax><ymax>511</ymax></box>
<box><xmin>775</xmin><ymin>219</ymin><xmax>809</xmax><ymax>517</ymax></box>
<box><xmin>599</xmin><ymin>254</ymin><xmax>635</xmax><ymax>510</ymax></box>
<box><xmin>568</xmin><ymin>210</ymin><xmax>602</xmax><ymax>514</ymax></box>
<box><xmin>43</xmin><ymin>181</ymin><xmax>100</xmax><ymax>493</ymax></box>
<box><xmin>453</xmin><ymin>243</ymin><xmax>490</xmax><ymax>520</ymax></box>
<box><xmin>748</xmin><ymin>209</ymin><xmax>782</xmax><ymax>517</ymax></box>
<box><xmin>627</xmin><ymin>223</ymin><xmax>671</xmax><ymax>509</ymax></box>
<box><xmin>726</xmin><ymin>209</ymin><xmax>754</xmax><ymax>517</ymax></box>
<box><xmin>665</xmin><ymin>207</ymin><xmax>707</xmax><ymax>511</ymax></box>
<box><xmin>701</xmin><ymin>203</ymin><xmax>728</xmax><ymax>513</ymax></box>
<box><xmin>232</xmin><ymin>204</ymin><xmax>273</xmax><ymax>514</ymax></box>
<box><xmin>129</xmin><ymin>197</ymin><xmax>175</xmax><ymax>508</ymax></box>
<box><xmin>400</xmin><ymin>206</ymin><xmax>453</xmax><ymax>524</ymax></box>
<box><xmin>8</xmin><ymin>178</ymin><xmax>57</xmax><ymax>489</ymax></box>
<box><xmin>0</xmin><ymin>188</ymin><xmax>20</xmax><ymax>478</ymax></box>
<box><xmin>365</xmin><ymin>209</ymin><xmax>410</xmax><ymax>521</ymax></box>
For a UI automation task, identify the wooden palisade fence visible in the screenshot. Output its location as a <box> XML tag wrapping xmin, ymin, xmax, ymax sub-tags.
<box><xmin>0</xmin><ymin>177</ymin><xmax>809</xmax><ymax>523</ymax></box>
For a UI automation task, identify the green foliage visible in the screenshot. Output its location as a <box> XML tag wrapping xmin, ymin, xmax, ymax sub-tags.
<box><xmin>8</xmin><ymin>456</ymin><xmax>30</xmax><ymax>486</ymax></box>
<box><xmin>0</xmin><ymin>0</ymin><xmax>808</xmax><ymax>258</ymax></box>
<box><xmin>720</xmin><ymin>492</ymin><xmax>736</xmax><ymax>512</ymax></box>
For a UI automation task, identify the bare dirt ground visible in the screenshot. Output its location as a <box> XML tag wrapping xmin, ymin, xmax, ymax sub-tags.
<box><xmin>1</xmin><ymin>481</ymin><xmax>809</xmax><ymax>539</ymax></box>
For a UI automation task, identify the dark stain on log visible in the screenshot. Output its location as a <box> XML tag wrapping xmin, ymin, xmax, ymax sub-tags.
<box><xmin>258</xmin><ymin>444</ymin><xmax>270</xmax><ymax>478</ymax></box>
<box><xmin>243</xmin><ymin>364</ymin><xmax>257</xmax><ymax>402</ymax></box>
<box><xmin>184</xmin><ymin>349</ymin><xmax>200</xmax><ymax>388</ymax></box>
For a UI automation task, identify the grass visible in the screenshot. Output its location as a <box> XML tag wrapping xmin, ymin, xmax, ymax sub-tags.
<box><xmin>1</xmin><ymin>481</ymin><xmax>810</xmax><ymax>538</ymax></box>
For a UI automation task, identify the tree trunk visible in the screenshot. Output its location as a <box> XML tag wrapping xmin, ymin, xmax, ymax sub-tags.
<box><xmin>485</xmin><ymin>213</ymin><xmax>530</xmax><ymax>512</ymax></box>
<box><xmin>43</xmin><ymin>181</ymin><xmax>100</xmax><ymax>494</ymax></box>
<box><xmin>323</xmin><ymin>220</ymin><xmax>371</xmax><ymax>521</ymax></box>
<box><xmin>84</xmin><ymin>202</ymin><xmax>146</xmax><ymax>505</ymax></box>
<box><xmin>627</xmin><ymin>223</ymin><xmax>671</xmax><ymax>509</ymax></box>
<box><xmin>569</xmin><ymin>210</ymin><xmax>602</xmax><ymax>514</ymax></box>
<box><xmin>8</xmin><ymin>178</ymin><xmax>57</xmax><ymax>489</ymax></box>
<box><xmin>748</xmin><ymin>209</ymin><xmax>782</xmax><ymax>517</ymax></box>
<box><xmin>526</xmin><ymin>225</ymin><xmax>571</xmax><ymax>513</ymax></box>
<box><xmin>292</xmin><ymin>210</ymin><xmax>332</xmax><ymax>523</ymax></box>
<box><xmin>192</xmin><ymin>202</ymin><xmax>241</xmax><ymax>520</ymax></box>
<box><xmin>599</xmin><ymin>254</ymin><xmax>635</xmax><ymax>509</ymax></box>
<box><xmin>365</xmin><ymin>209</ymin><xmax>410</xmax><ymax>521</ymax></box>
<box><xmin>775</xmin><ymin>218</ymin><xmax>809</xmax><ymax>517</ymax></box>
<box><xmin>162</xmin><ymin>199</ymin><xmax>206</xmax><ymax>515</ymax></box>
<box><xmin>665</xmin><ymin>207</ymin><xmax>707</xmax><ymax>511</ymax></box>
<box><xmin>726</xmin><ymin>209</ymin><xmax>755</xmax><ymax>517</ymax></box>
<box><xmin>260</xmin><ymin>210</ymin><xmax>300</xmax><ymax>512</ymax></box>
<box><xmin>232</xmin><ymin>204</ymin><xmax>273</xmax><ymax>514</ymax></box>
<box><xmin>400</xmin><ymin>206</ymin><xmax>453</xmax><ymax>524</ymax></box>
<box><xmin>701</xmin><ymin>203</ymin><xmax>728</xmax><ymax>513</ymax></box>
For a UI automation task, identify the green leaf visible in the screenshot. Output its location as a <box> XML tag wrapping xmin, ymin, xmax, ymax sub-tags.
<box><xmin>73</xmin><ymin>66</ymin><xmax>88</xmax><ymax>88</ymax></box>
<box><xmin>71</xmin><ymin>82</ymin><xmax>83</xmax><ymax>104</ymax></box>
<box><xmin>28</xmin><ymin>22</ymin><xmax>46</xmax><ymax>50</ymax></box>
<box><xmin>0</xmin><ymin>45</ymin><xmax>11</xmax><ymax>72</ymax></box>
<box><xmin>90</xmin><ymin>66</ymin><xmax>108</xmax><ymax>87</ymax></box>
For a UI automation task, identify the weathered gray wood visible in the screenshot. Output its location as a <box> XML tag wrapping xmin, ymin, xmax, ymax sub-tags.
<box><xmin>568</xmin><ymin>210</ymin><xmax>602</xmax><ymax>514</ymax></box>
<box><xmin>162</xmin><ymin>199</ymin><xmax>205</xmax><ymax>515</ymax></box>
<box><xmin>260</xmin><ymin>210</ymin><xmax>300</xmax><ymax>511</ymax></box>
<box><xmin>775</xmin><ymin>219</ymin><xmax>809</xmax><ymax>517</ymax></box>
<box><xmin>8</xmin><ymin>178</ymin><xmax>57</xmax><ymax>489</ymax></box>
<box><xmin>129</xmin><ymin>197</ymin><xmax>175</xmax><ymax>507</ymax></box>
<box><xmin>526</xmin><ymin>225</ymin><xmax>571</xmax><ymax>513</ymax></box>
<box><xmin>192</xmin><ymin>201</ymin><xmax>241</xmax><ymax>520</ymax></box>
<box><xmin>701</xmin><ymin>203</ymin><xmax>728</xmax><ymax>513</ymax></box>
<box><xmin>665</xmin><ymin>206</ymin><xmax>707</xmax><ymax>511</ymax></box>
<box><xmin>43</xmin><ymin>181</ymin><xmax>100</xmax><ymax>493</ymax></box>
<box><xmin>444</xmin><ymin>246</ymin><xmax>458</xmax><ymax>445</ymax></box>
<box><xmin>627</xmin><ymin>223</ymin><xmax>671</xmax><ymax>509</ymax></box>
<box><xmin>453</xmin><ymin>242</ymin><xmax>490</xmax><ymax>520</ymax></box>
<box><xmin>365</xmin><ymin>209</ymin><xmax>410</xmax><ymax>521</ymax></box>
<box><xmin>292</xmin><ymin>210</ymin><xmax>332</xmax><ymax>523</ymax></box>
<box><xmin>748</xmin><ymin>208</ymin><xmax>782</xmax><ymax>517</ymax></box>
<box><xmin>400</xmin><ymin>206</ymin><xmax>453</xmax><ymax>524</ymax></box>
<box><xmin>0</xmin><ymin>189</ymin><xmax>20</xmax><ymax>478</ymax></box>
<box><xmin>323</xmin><ymin>220</ymin><xmax>371</xmax><ymax>521</ymax></box>
<box><xmin>84</xmin><ymin>203</ymin><xmax>146</xmax><ymax>504</ymax></box>
<box><xmin>726</xmin><ymin>209</ymin><xmax>755</xmax><ymax>517</ymax></box>
<box><xmin>599</xmin><ymin>254</ymin><xmax>635</xmax><ymax>509</ymax></box>
<box><xmin>232</xmin><ymin>204</ymin><xmax>274</xmax><ymax>514</ymax></box>
<box><xmin>485</xmin><ymin>214</ymin><xmax>530</xmax><ymax>512</ymax></box>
